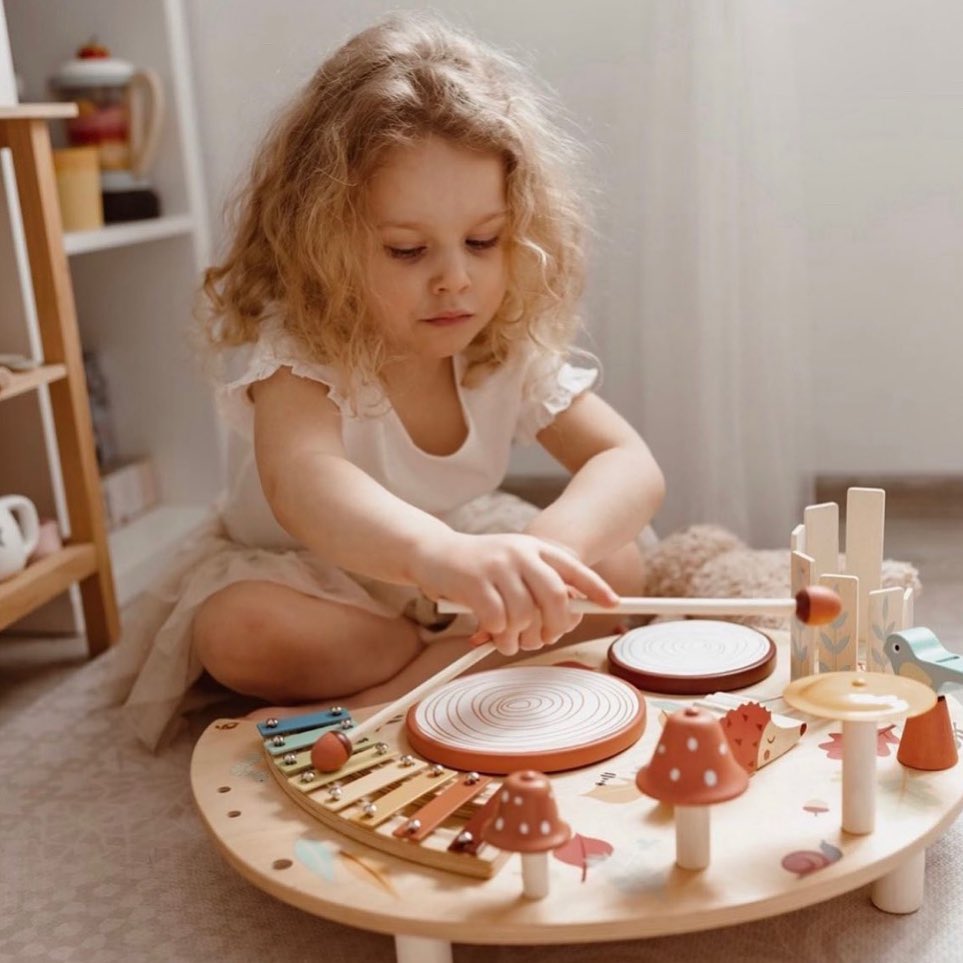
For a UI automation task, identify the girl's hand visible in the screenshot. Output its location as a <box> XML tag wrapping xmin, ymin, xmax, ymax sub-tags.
<box><xmin>411</xmin><ymin>531</ymin><xmax>619</xmax><ymax>656</ymax></box>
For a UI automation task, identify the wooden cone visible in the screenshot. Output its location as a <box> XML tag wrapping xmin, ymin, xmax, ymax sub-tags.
<box><xmin>898</xmin><ymin>696</ymin><xmax>958</xmax><ymax>771</ymax></box>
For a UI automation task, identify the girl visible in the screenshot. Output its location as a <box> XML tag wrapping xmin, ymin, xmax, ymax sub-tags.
<box><xmin>119</xmin><ymin>14</ymin><xmax>664</xmax><ymax>749</ymax></box>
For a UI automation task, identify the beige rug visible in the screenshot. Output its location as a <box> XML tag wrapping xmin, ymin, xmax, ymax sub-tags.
<box><xmin>3</xmin><ymin>647</ymin><xmax>962</xmax><ymax>963</ymax></box>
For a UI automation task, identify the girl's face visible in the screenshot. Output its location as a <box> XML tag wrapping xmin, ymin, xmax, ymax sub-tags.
<box><xmin>364</xmin><ymin>137</ymin><xmax>509</xmax><ymax>362</ymax></box>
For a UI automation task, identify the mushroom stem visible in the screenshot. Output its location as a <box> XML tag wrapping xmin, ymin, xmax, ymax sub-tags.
<box><xmin>521</xmin><ymin>852</ymin><xmax>550</xmax><ymax>899</ymax></box>
<box><xmin>842</xmin><ymin>719</ymin><xmax>878</xmax><ymax>834</ymax></box>
<box><xmin>675</xmin><ymin>804</ymin><xmax>711</xmax><ymax>870</ymax></box>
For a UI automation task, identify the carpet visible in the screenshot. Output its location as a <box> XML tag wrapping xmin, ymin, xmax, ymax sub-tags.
<box><xmin>2</xmin><ymin>647</ymin><xmax>962</xmax><ymax>963</ymax></box>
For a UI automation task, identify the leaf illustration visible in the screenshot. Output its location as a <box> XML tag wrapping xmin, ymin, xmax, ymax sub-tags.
<box><xmin>873</xmin><ymin>623</ymin><xmax>886</xmax><ymax>642</ymax></box>
<box><xmin>554</xmin><ymin>832</ymin><xmax>614</xmax><ymax>882</ymax></box>
<box><xmin>832</xmin><ymin>611</ymin><xmax>848</xmax><ymax>629</ymax></box>
<box><xmin>583</xmin><ymin>778</ymin><xmax>641</xmax><ymax>805</ymax></box>
<box><xmin>294</xmin><ymin>837</ymin><xmax>337</xmax><ymax>881</ymax></box>
<box><xmin>338</xmin><ymin>848</ymin><xmax>398</xmax><ymax>897</ymax></box>
<box><xmin>877</xmin><ymin>725</ymin><xmax>899</xmax><ymax>756</ymax></box>
<box><xmin>819</xmin><ymin>840</ymin><xmax>843</xmax><ymax>863</ymax></box>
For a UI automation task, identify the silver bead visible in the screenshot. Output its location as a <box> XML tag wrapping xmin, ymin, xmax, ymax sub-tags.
<box><xmin>465</xmin><ymin>772</ymin><xmax>480</xmax><ymax>785</ymax></box>
<box><xmin>339</xmin><ymin>719</ymin><xmax>353</xmax><ymax>730</ymax></box>
<box><xmin>271</xmin><ymin>735</ymin><xmax>286</xmax><ymax>747</ymax></box>
<box><xmin>404</xmin><ymin>819</ymin><xmax>421</xmax><ymax>835</ymax></box>
<box><xmin>329</xmin><ymin>706</ymin><xmax>344</xmax><ymax>715</ymax></box>
<box><xmin>399</xmin><ymin>754</ymin><xmax>416</xmax><ymax>767</ymax></box>
<box><xmin>361</xmin><ymin>800</ymin><xmax>377</xmax><ymax>816</ymax></box>
<box><xmin>429</xmin><ymin>764</ymin><xmax>445</xmax><ymax>776</ymax></box>
<box><xmin>327</xmin><ymin>785</ymin><xmax>343</xmax><ymax>800</ymax></box>
<box><xmin>281</xmin><ymin>753</ymin><xmax>297</xmax><ymax>766</ymax></box>
<box><xmin>454</xmin><ymin>830</ymin><xmax>473</xmax><ymax>848</ymax></box>
<box><xmin>299</xmin><ymin>770</ymin><xmax>316</xmax><ymax>784</ymax></box>
<box><xmin>265</xmin><ymin>717</ymin><xmax>279</xmax><ymax>728</ymax></box>
<box><xmin>375</xmin><ymin>742</ymin><xmax>390</xmax><ymax>755</ymax></box>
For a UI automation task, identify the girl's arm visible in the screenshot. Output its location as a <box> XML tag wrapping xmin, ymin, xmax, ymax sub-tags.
<box><xmin>525</xmin><ymin>391</ymin><xmax>665</xmax><ymax>565</ymax></box>
<box><xmin>251</xmin><ymin>368</ymin><xmax>617</xmax><ymax>652</ymax></box>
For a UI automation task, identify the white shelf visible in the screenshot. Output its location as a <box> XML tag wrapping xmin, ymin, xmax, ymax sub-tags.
<box><xmin>108</xmin><ymin>502</ymin><xmax>213</xmax><ymax>606</ymax></box>
<box><xmin>64</xmin><ymin>214</ymin><xmax>195</xmax><ymax>256</ymax></box>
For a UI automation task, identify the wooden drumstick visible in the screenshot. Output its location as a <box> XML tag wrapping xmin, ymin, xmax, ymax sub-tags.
<box><xmin>311</xmin><ymin>641</ymin><xmax>497</xmax><ymax>773</ymax></box>
<box><xmin>435</xmin><ymin>586</ymin><xmax>841</xmax><ymax>625</ymax></box>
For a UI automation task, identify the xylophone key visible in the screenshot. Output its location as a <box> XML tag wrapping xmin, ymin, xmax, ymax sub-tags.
<box><xmin>323</xmin><ymin>756</ymin><xmax>431</xmax><ymax>813</ymax></box>
<box><xmin>447</xmin><ymin>788</ymin><xmax>501</xmax><ymax>856</ymax></box>
<box><xmin>263</xmin><ymin>719</ymin><xmax>356</xmax><ymax>756</ymax></box>
<box><xmin>256</xmin><ymin>707</ymin><xmax>351</xmax><ymax>738</ymax></box>
<box><xmin>393</xmin><ymin>771</ymin><xmax>492</xmax><ymax>842</ymax></box>
<box><xmin>287</xmin><ymin>742</ymin><xmax>394</xmax><ymax>793</ymax></box>
<box><xmin>354</xmin><ymin>765</ymin><xmax>458</xmax><ymax>829</ymax></box>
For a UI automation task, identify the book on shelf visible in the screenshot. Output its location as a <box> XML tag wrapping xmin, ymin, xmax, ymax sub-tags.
<box><xmin>100</xmin><ymin>457</ymin><xmax>158</xmax><ymax>531</ymax></box>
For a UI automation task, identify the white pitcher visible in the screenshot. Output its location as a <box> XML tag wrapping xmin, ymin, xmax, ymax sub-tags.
<box><xmin>0</xmin><ymin>494</ymin><xmax>40</xmax><ymax>581</ymax></box>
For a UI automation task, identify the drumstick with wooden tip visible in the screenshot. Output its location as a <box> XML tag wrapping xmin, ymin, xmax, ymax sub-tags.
<box><xmin>435</xmin><ymin>586</ymin><xmax>841</xmax><ymax>625</ymax></box>
<box><xmin>311</xmin><ymin>640</ymin><xmax>497</xmax><ymax>773</ymax></box>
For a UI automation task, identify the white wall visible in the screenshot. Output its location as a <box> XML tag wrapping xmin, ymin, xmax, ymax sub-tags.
<box><xmin>788</xmin><ymin>1</ymin><xmax>963</xmax><ymax>474</ymax></box>
<box><xmin>185</xmin><ymin>0</ymin><xmax>963</xmax><ymax>479</ymax></box>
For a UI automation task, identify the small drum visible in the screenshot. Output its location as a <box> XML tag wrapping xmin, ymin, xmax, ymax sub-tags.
<box><xmin>607</xmin><ymin>620</ymin><xmax>777</xmax><ymax>695</ymax></box>
<box><xmin>405</xmin><ymin>665</ymin><xmax>646</xmax><ymax>774</ymax></box>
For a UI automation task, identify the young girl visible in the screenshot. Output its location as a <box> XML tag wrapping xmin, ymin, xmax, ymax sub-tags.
<box><xmin>118</xmin><ymin>14</ymin><xmax>664</xmax><ymax>749</ymax></box>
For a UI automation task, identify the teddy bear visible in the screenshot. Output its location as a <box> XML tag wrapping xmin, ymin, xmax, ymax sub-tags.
<box><xmin>639</xmin><ymin>524</ymin><xmax>921</xmax><ymax>629</ymax></box>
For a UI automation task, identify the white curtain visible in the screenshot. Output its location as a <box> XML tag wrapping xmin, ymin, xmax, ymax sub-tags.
<box><xmin>607</xmin><ymin>1</ymin><xmax>813</xmax><ymax>547</ymax></box>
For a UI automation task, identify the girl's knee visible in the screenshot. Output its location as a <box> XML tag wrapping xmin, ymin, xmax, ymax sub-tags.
<box><xmin>193</xmin><ymin>583</ymin><xmax>279</xmax><ymax>696</ymax></box>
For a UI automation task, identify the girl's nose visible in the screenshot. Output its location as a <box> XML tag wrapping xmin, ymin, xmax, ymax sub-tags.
<box><xmin>431</xmin><ymin>249</ymin><xmax>471</xmax><ymax>294</ymax></box>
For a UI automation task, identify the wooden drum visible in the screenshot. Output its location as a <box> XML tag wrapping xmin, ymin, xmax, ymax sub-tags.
<box><xmin>608</xmin><ymin>620</ymin><xmax>777</xmax><ymax>694</ymax></box>
<box><xmin>405</xmin><ymin>665</ymin><xmax>646</xmax><ymax>774</ymax></box>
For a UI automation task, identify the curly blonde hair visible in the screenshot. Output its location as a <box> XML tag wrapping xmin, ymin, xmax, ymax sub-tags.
<box><xmin>202</xmin><ymin>13</ymin><xmax>591</xmax><ymax>399</ymax></box>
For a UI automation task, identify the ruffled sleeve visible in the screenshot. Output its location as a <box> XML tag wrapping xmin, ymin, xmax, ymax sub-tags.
<box><xmin>215</xmin><ymin>319</ymin><xmax>353</xmax><ymax>436</ymax></box>
<box><xmin>513</xmin><ymin>350</ymin><xmax>600</xmax><ymax>445</ymax></box>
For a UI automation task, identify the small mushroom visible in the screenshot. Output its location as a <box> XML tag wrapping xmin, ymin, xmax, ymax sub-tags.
<box><xmin>898</xmin><ymin>695</ymin><xmax>958</xmax><ymax>772</ymax></box>
<box><xmin>636</xmin><ymin>707</ymin><xmax>749</xmax><ymax>870</ymax></box>
<box><xmin>783</xmin><ymin>671</ymin><xmax>936</xmax><ymax>834</ymax></box>
<box><xmin>482</xmin><ymin>770</ymin><xmax>571</xmax><ymax>899</ymax></box>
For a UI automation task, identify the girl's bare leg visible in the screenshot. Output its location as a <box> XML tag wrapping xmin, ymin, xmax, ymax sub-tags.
<box><xmin>193</xmin><ymin>580</ymin><xmax>423</xmax><ymax>704</ymax></box>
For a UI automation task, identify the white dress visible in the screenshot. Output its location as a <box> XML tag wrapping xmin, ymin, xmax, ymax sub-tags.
<box><xmin>113</xmin><ymin>319</ymin><xmax>599</xmax><ymax>749</ymax></box>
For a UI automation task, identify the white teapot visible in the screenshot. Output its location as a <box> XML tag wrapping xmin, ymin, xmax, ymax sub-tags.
<box><xmin>0</xmin><ymin>494</ymin><xmax>40</xmax><ymax>581</ymax></box>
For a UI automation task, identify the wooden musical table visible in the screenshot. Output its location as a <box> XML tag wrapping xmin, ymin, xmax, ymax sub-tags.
<box><xmin>191</xmin><ymin>632</ymin><xmax>963</xmax><ymax>963</ymax></box>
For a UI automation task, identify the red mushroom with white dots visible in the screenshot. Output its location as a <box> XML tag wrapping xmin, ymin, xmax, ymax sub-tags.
<box><xmin>636</xmin><ymin>706</ymin><xmax>750</xmax><ymax>870</ymax></box>
<box><xmin>482</xmin><ymin>770</ymin><xmax>571</xmax><ymax>899</ymax></box>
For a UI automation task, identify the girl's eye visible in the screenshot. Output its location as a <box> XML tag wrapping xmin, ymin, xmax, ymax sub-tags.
<box><xmin>386</xmin><ymin>246</ymin><xmax>425</xmax><ymax>260</ymax></box>
<box><xmin>467</xmin><ymin>235</ymin><xmax>500</xmax><ymax>251</ymax></box>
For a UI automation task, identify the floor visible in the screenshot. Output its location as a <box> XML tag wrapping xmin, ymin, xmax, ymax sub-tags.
<box><xmin>1</xmin><ymin>497</ymin><xmax>961</xmax><ymax>730</ymax></box>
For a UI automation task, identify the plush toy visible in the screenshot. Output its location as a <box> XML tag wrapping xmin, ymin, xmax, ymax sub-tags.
<box><xmin>641</xmin><ymin>524</ymin><xmax>921</xmax><ymax>630</ymax></box>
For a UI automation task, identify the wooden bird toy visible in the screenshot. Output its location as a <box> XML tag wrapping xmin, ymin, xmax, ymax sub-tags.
<box><xmin>884</xmin><ymin>627</ymin><xmax>963</xmax><ymax>692</ymax></box>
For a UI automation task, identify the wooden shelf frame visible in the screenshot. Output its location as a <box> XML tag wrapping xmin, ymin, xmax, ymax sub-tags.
<box><xmin>0</xmin><ymin>363</ymin><xmax>68</xmax><ymax>402</ymax></box>
<box><xmin>0</xmin><ymin>544</ymin><xmax>97</xmax><ymax>631</ymax></box>
<box><xmin>0</xmin><ymin>107</ymin><xmax>119</xmax><ymax>654</ymax></box>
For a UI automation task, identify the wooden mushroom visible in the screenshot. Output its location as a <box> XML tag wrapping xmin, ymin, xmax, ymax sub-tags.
<box><xmin>783</xmin><ymin>671</ymin><xmax>936</xmax><ymax>834</ymax></box>
<box><xmin>481</xmin><ymin>770</ymin><xmax>571</xmax><ymax>899</ymax></box>
<box><xmin>898</xmin><ymin>695</ymin><xmax>958</xmax><ymax>771</ymax></box>
<box><xmin>635</xmin><ymin>707</ymin><xmax>749</xmax><ymax>870</ymax></box>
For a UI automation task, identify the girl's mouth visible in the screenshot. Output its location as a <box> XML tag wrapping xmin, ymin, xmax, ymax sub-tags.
<box><xmin>423</xmin><ymin>312</ymin><xmax>473</xmax><ymax>326</ymax></box>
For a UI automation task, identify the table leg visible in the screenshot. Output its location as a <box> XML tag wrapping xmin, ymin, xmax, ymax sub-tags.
<box><xmin>871</xmin><ymin>848</ymin><xmax>926</xmax><ymax>914</ymax></box>
<box><xmin>395</xmin><ymin>933</ymin><xmax>453</xmax><ymax>963</ymax></box>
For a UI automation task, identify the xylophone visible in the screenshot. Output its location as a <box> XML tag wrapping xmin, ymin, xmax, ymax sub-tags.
<box><xmin>258</xmin><ymin>665</ymin><xmax>645</xmax><ymax>878</ymax></box>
